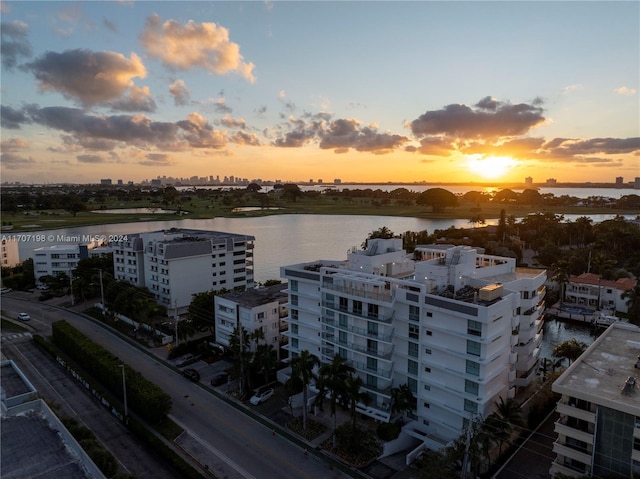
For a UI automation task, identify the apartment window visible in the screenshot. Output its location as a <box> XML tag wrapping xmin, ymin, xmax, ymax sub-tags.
<box><xmin>290</xmin><ymin>324</ymin><xmax>298</xmax><ymax>335</ymax></box>
<box><xmin>408</xmin><ymin>342</ymin><xmax>419</xmax><ymax>358</ymax></box>
<box><xmin>409</xmin><ymin>324</ymin><xmax>419</xmax><ymax>339</ymax></box>
<box><xmin>367</xmin><ymin>356</ymin><xmax>378</xmax><ymax>372</ymax></box>
<box><xmin>464</xmin><ymin>399</ymin><xmax>478</xmax><ymax>413</ymax></box>
<box><xmin>466</xmin><ymin>360</ymin><xmax>480</xmax><ymax>376</ymax></box>
<box><xmin>426</xmin><ymin>330</ymin><xmax>433</xmax><ymax>336</ymax></box>
<box><xmin>339</xmin><ymin>297</ymin><xmax>348</xmax><ymax>311</ymax></box>
<box><xmin>426</xmin><ymin>312</ymin><xmax>433</xmax><ymax>317</ymax></box>
<box><xmin>291</xmin><ymin>338</ymin><xmax>298</xmax><ymax>349</ymax></box>
<box><xmin>339</xmin><ymin>330</ymin><xmax>347</xmax><ymax>344</ymax></box>
<box><xmin>423</xmin><ymin>402</ymin><xmax>430</xmax><ymax>409</ymax></box>
<box><xmin>409</xmin><ymin>305</ymin><xmax>420</xmax><ymax>322</ymax></box>
<box><xmin>407</xmin><ymin>378</ymin><xmax>417</xmax><ymax>394</ymax></box>
<box><xmin>339</xmin><ymin>314</ymin><xmax>348</xmax><ymax>328</ymax></box>
<box><xmin>367</xmin><ymin>339</ymin><xmax>378</xmax><ymax>354</ymax></box>
<box><xmin>368</xmin><ymin>303</ymin><xmax>379</xmax><ymax>319</ymax></box>
<box><xmin>353</xmin><ymin>300</ymin><xmax>363</xmax><ymax>315</ymax></box>
<box><xmin>367</xmin><ymin>321</ymin><xmax>378</xmax><ymax>337</ymax></box>
<box><xmin>465</xmin><ymin>380</ymin><xmax>479</xmax><ymax>395</ymax></box>
<box><xmin>424</xmin><ymin>384</ymin><xmax>431</xmax><ymax>391</ymax></box>
<box><xmin>257</xmin><ymin>312</ymin><xmax>265</xmax><ymax>320</ymax></box>
<box><xmin>467</xmin><ymin>340</ymin><xmax>481</xmax><ymax>357</ymax></box>
<box><xmin>467</xmin><ymin>320</ymin><xmax>482</xmax><ymax>337</ymax></box>
<box><xmin>290</xmin><ymin>280</ymin><xmax>298</xmax><ymax>292</ymax></box>
<box><xmin>366</xmin><ymin>374</ymin><xmax>377</xmax><ymax>388</ymax></box>
<box><xmin>408</xmin><ymin>359</ymin><xmax>418</xmax><ymax>376</ymax></box>
<box><xmin>424</xmin><ymin>366</ymin><xmax>431</xmax><ymax>373</ymax></box>
<box><xmin>291</xmin><ymin>294</ymin><xmax>298</xmax><ymax>306</ymax></box>
<box><xmin>425</xmin><ymin>348</ymin><xmax>432</xmax><ymax>355</ymax></box>
<box><xmin>290</xmin><ymin>309</ymin><xmax>298</xmax><ymax>320</ymax></box>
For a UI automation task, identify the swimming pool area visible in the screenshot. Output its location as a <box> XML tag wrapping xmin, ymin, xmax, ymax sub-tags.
<box><xmin>558</xmin><ymin>304</ymin><xmax>596</xmax><ymax>316</ymax></box>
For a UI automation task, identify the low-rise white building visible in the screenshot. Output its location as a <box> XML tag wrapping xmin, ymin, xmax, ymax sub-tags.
<box><xmin>1</xmin><ymin>237</ymin><xmax>20</xmax><ymax>268</ymax></box>
<box><xmin>281</xmin><ymin>239</ymin><xmax>547</xmax><ymax>449</ymax></box>
<box><xmin>113</xmin><ymin>228</ymin><xmax>255</xmax><ymax>315</ymax></box>
<box><xmin>565</xmin><ymin>273</ymin><xmax>637</xmax><ymax>314</ymax></box>
<box><xmin>33</xmin><ymin>242</ymin><xmax>112</xmax><ymax>284</ymax></box>
<box><xmin>214</xmin><ymin>283</ymin><xmax>288</xmax><ymax>359</ymax></box>
<box><xmin>550</xmin><ymin>323</ymin><xmax>640</xmax><ymax>478</ymax></box>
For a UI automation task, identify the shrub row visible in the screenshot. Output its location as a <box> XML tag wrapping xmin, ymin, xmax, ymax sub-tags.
<box><xmin>51</xmin><ymin>320</ymin><xmax>172</xmax><ymax>424</ymax></box>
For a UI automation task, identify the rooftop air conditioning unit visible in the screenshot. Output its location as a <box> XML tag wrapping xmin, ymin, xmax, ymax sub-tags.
<box><xmin>479</xmin><ymin>284</ymin><xmax>503</xmax><ymax>302</ymax></box>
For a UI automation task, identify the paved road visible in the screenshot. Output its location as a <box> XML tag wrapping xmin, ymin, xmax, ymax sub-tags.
<box><xmin>2</xmin><ymin>294</ymin><xmax>355</xmax><ymax>479</ymax></box>
<box><xmin>1</xmin><ymin>333</ymin><xmax>178</xmax><ymax>479</ymax></box>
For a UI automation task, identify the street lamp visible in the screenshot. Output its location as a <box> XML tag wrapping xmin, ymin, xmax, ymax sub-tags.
<box><xmin>119</xmin><ymin>364</ymin><xmax>128</xmax><ymax>423</ymax></box>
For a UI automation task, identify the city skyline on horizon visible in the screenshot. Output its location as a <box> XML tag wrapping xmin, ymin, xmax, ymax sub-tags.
<box><xmin>1</xmin><ymin>1</ymin><xmax>639</xmax><ymax>185</ymax></box>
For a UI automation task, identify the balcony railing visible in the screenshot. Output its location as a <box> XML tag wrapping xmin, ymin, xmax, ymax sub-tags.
<box><xmin>352</xmin><ymin>360</ymin><xmax>393</xmax><ymax>379</ymax></box>
<box><xmin>321</xmin><ymin>316</ymin><xmax>393</xmax><ymax>342</ymax></box>
<box><xmin>323</xmin><ymin>282</ymin><xmax>393</xmax><ymax>302</ymax></box>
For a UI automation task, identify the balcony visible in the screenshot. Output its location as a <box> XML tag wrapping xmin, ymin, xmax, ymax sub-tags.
<box><xmin>323</xmin><ymin>282</ymin><xmax>393</xmax><ymax>303</ymax></box>
<box><xmin>321</xmin><ymin>316</ymin><xmax>393</xmax><ymax>342</ymax></box>
<box><xmin>554</xmin><ymin>420</ymin><xmax>594</xmax><ymax>445</ymax></box>
<box><xmin>352</xmin><ymin>360</ymin><xmax>393</xmax><ymax>379</ymax></box>
<box><xmin>556</xmin><ymin>403</ymin><xmax>596</xmax><ymax>423</ymax></box>
<box><xmin>553</xmin><ymin>441</ymin><xmax>592</xmax><ymax>466</ymax></box>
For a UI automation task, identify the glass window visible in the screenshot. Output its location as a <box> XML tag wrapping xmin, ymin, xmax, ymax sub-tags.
<box><xmin>467</xmin><ymin>320</ymin><xmax>482</xmax><ymax>336</ymax></box>
<box><xmin>409</xmin><ymin>305</ymin><xmax>420</xmax><ymax>322</ymax></box>
<box><xmin>464</xmin><ymin>399</ymin><xmax>478</xmax><ymax>413</ymax></box>
<box><xmin>291</xmin><ymin>294</ymin><xmax>298</xmax><ymax>306</ymax></box>
<box><xmin>290</xmin><ymin>309</ymin><xmax>298</xmax><ymax>320</ymax></box>
<box><xmin>466</xmin><ymin>360</ymin><xmax>480</xmax><ymax>376</ymax></box>
<box><xmin>407</xmin><ymin>377</ymin><xmax>417</xmax><ymax>394</ymax></box>
<box><xmin>290</xmin><ymin>324</ymin><xmax>298</xmax><ymax>335</ymax></box>
<box><xmin>408</xmin><ymin>342</ymin><xmax>419</xmax><ymax>358</ymax></box>
<box><xmin>465</xmin><ymin>380</ymin><xmax>479</xmax><ymax>395</ymax></box>
<box><xmin>368</xmin><ymin>303</ymin><xmax>379</xmax><ymax>319</ymax></box>
<box><xmin>409</xmin><ymin>324</ymin><xmax>419</xmax><ymax>339</ymax></box>
<box><xmin>353</xmin><ymin>300</ymin><xmax>363</xmax><ymax>315</ymax></box>
<box><xmin>408</xmin><ymin>359</ymin><xmax>418</xmax><ymax>376</ymax></box>
<box><xmin>290</xmin><ymin>279</ymin><xmax>298</xmax><ymax>292</ymax></box>
<box><xmin>467</xmin><ymin>340</ymin><xmax>481</xmax><ymax>357</ymax></box>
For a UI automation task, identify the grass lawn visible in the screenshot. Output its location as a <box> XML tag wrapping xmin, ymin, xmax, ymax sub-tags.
<box><xmin>2</xmin><ymin>194</ymin><xmax>638</xmax><ymax>232</ymax></box>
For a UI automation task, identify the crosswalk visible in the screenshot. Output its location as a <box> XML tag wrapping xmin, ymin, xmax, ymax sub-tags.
<box><xmin>1</xmin><ymin>332</ymin><xmax>33</xmax><ymax>342</ymax></box>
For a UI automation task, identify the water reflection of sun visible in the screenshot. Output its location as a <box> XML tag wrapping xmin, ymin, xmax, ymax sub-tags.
<box><xmin>467</xmin><ymin>155</ymin><xmax>517</xmax><ymax>179</ymax></box>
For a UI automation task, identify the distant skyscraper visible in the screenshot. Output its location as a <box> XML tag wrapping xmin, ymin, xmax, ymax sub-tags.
<box><xmin>546</xmin><ymin>178</ymin><xmax>557</xmax><ymax>185</ymax></box>
<box><xmin>615</xmin><ymin>176</ymin><xmax>623</xmax><ymax>187</ymax></box>
<box><xmin>100</xmin><ymin>179</ymin><xmax>112</xmax><ymax>186</ymax></box>
<box><xmin>635</xmin><ymin>177</ymin><xmax>640</xmax><ymax>189</ymax></box>
<box><xmin>525</xmin><ymin>176</ymin><xmax>533</xmax><ymax>186</ymax></box>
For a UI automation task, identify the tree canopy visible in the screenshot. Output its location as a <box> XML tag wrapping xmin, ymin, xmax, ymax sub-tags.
<box><xmin>416</xmin><ymin>188</ymin><xmax>458</xmax><ymax>213</ymax></box>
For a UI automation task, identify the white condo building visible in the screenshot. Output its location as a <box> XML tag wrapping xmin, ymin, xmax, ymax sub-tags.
<box><xmin>551</xmin><ymin>323</ymin><xmax>640</xmax><ymax>478</ymax></box>
<box><xmin>281</xmin><ymin>239</ymin><xmax>546</xmax><ymax>449</ymax></box>
<box><xmin>214</xmin><ymin>283</ymin><xmax>288</xmax><ymax>359</ymax></box>
<box><xmin>113</xmin><ymin>228</ymin><xmax>255</xmax><ymax>315</ymax></box>
<box><xmin>33</xmin><ymin>242</ymin><xmax>112</xmax><ymax>283</ymax></box>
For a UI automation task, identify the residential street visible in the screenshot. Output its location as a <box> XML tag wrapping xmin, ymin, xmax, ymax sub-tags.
<box><xmin>2</xmin><ymin>293</ymin><xmax>357</xmax><ymax>479</ymax></box>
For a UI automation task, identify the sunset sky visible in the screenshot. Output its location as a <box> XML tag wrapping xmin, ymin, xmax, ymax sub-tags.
<box><xmin>1</xmin><ymin>1</ymin><xmax>639</xmax><ymax>185</ymax></box>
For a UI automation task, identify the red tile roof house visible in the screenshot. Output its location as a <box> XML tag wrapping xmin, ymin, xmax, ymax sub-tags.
<box><xmin>564</xmin><ymin>273</ymin><xmax>637</xmax><ymax>314</ymax></box>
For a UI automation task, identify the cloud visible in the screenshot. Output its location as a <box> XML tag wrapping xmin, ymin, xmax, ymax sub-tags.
<box><xmin>543</xmin><ymin>137</ymin><xmax>640</xmax><ymax>156</ymax></box>
<box><xmin>169</xmin><ymin>79</ymin><xmax>191</xmax><ymax>106</ymax></box>
<box><xmin>176</xmin><ymin>112</ymin><xmax>227</xmax><ymax>148</ymax></box>
<box><xmin>220</xmin><ymin>116</ymin><xmax>246</xmax><ymax>128</ymax></box>
<box><xmin>27</xmin><ymin>49</ymin><xmax>149</xmax><ymax>109</ymax></box>
<box><xmin>562</xmin><ymin>84</ymin><xmax>584</xmax><ymax>93</ymax></box>
<box><xmin>140</xmin><ymin>153</ymin><xmax>174</xmax><ymax>166</ymax></box>
<box><xmin>318</xmin><ymin>118</ymin><xmax>408</xmax><ymax>153</ymax></box>
<box><xmin>408</xmin><ymin>136</ymin><xmax>455</xmax><ymax>156</ymax></box>
<box><xmin>614</xmin><ymin>86</ymin><xmax>637</xmax><ymax>96</ymax></box>
<box><xmin>1</xmin><ymin>20</ymin><xmax>32</xmax><ymax>70</ymax></box>
<box><xmin>410</xmin><ymin>97</ymin><xmax>546</xmax><ymax>139</ymax></box>
<box><xmin>77</xmin><ymin>154</ymin><xmax>106</xmax><ymax>163</ymax></box>
<box><xmin>0</xmin><ymin>137</ymin><xmax>29</xmax><ymax>151</ymax></box>
<box><xmin>278</xmin><ymin>90</ymin><xmax>286</xmax><ymax>100</ymax></box>
<box><xmin>1</xmin><ymin>105</ymin><xmax>30</xmax><ymax>129</ymax></box>
<box><xmin>1</xmin><ymin>152</ymin><xmax>36</xmax><ymax>169</ymax></box>
<box><xmin>272</xmin><ymin>114</ymin><xmax>407</xmax><ymax>153</ymax></box>
<box><xmin>230</xmin><ymin>131</ymin><xmax>260</xmax><ymax>146</ymax></box>
<box><xmin>103</xmin><ymin>17</ymin><xmax>117</xmax><ymax>32</ymax></box>
<box><xmin>203</xmin><ymin>95</ymin><xmax>232</xmax><ymax>114</ymax></box>
<box><xmin>109</xmin><ymin>85</ymin><xmax>156</xmax><ymax>112</ymax></box>
<box><xmin>140</xmin><ymin>14</ymin><xmax>255</xmax><ymax>83</ymax></box>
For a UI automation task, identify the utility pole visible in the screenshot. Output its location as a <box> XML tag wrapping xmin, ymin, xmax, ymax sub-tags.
<box><xmin>99</xmin><ymin>269</ymin><xmax>105</xmax><ymax>316</ymax></box>
<box><xmin>174</xmin><ymin>300</ymin><xmax>179</xmax><ymax>347</ymax></box>
<box><xmin>461</xmin><ymin>413</ymin><xmax>474</xmax><ymax>479</ymax></box>
<box><xmin>119</xmin><ymin>365</ymin><xmax>128</xmax><ymax>423</ymax></box>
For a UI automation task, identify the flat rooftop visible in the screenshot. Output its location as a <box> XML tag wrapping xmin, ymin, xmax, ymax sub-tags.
<box><xmin>1</xmin><ymin>363</ymin><xmax>32</xmax><ymax>397</ymax></box>
<box><xmin>553</xmin><ymin>323</ymin><xmax>640</xmax><ymax>415</ymax></box>
<box><xmin>1</xmin><ymin>412</ymin><xmax>90</xmax><ymax>479</ymax></box>
<box><xmin>219</xmin><ymin>283</ymin><xmax>287</xmax><ymax>308</ymax></box>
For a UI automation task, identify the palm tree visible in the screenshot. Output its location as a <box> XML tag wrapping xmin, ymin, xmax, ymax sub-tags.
<box><xmin>551</xmin><ymin>258</ymin><xmax>570</xmax><ymax>304</ymax></box>
<box><xmin>390</xmin><ymin>383</ymin><xmax>416</xmax><ymax>423</ymax></box>
<box><xmin>314</xmin><ymin>354</ymin><xmax>354</xmax><ymax>450</ymax></box>
<box><xmin>344</xmin><ymin>374</ymin><xmax>370</xmax><ymax>434</ymax></box>
<box><xmin>290</xmin><ymin>350</ymin><xmax>319</xmax><ymax>431</ymax></box>
<box><xmin>487</xmin><ymin>397</ymin><xmax>524</xmax><ymax>455</ymax></box>
<box><xmin>255</xmin><ymin>343</ymin><xmax>277</xmax><ymax>385</ymax></box>
<box><xmin>622</xmin><ymin>282</ymin><xmax>640</xmax><ymax>325</ymax></box>
<box><xmin>553</xmin><ymin>338</ymin><xmax>587</xmax><ymax>365</ymax></box>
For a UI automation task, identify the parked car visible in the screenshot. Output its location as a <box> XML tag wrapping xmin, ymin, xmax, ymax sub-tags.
<box><xmin>0</xmin><ymin>287</ymin><xmax>12</xmax><ymax>294</ymax></box>
<box><xmin>182</xmin><ymin>368</ymin><xmax>200</xmax><ymax>382</ymax></box>
<box><xmin>175</xmin><ymin>353</ymin><xmax>198</xmax><ymax>367</ymax></box>
<box><xmin>249</xmin><ymin>387</ymin><xmax>274</xmax><ymax>405</ymax></box>
<box><xmin>17</xmin><ymin>312</ymin><xmax>30</xmax><ymax>321</ymax></box>
<box><xmin>210</xmin><ymin>372</ymin><xmax>229</xmax><ymax>386</ymax></box>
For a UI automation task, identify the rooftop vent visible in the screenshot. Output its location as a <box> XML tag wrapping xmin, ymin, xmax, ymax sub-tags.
<box><xmin>479</xmin><ymin>284</ymin><xmax>503</xmax><ymax>302</ymax></box>
<box><xmin>621</xmin><ymin>376</ymin><xmax>637</xmax><ymax>395</ymax></box>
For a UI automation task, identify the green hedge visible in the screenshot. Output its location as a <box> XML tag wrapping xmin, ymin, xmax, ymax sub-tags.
<box><xmin>51</xmin><ymin>320</ymin><xmax>172</xmax><ymax>424</ymax></box>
